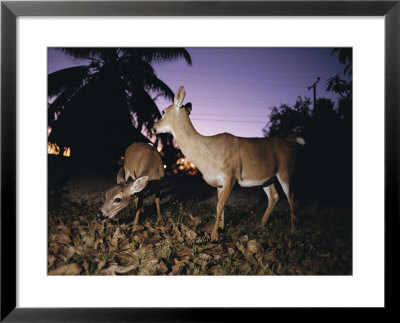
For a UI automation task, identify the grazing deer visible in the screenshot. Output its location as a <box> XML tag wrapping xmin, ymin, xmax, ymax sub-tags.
<box><xmin>151</xmin><ymin>86</ymin><xmax>305</xmax><ymax>241</ymax></box>
<box><xmin>97</xmin><ymin>142</ymin><xmax>164</xmax><ymax>224</ymax></box>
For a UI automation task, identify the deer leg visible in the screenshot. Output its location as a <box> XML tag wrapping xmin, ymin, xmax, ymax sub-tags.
<box><xmin>155</xmin><ymin>197</ymin><xmax>162</xmax><ymax>222</ymax></box>
<box><xmin>217</xmin><ymin>187</ymin><xmax>225</xmax><ymax>229</ymax></box>
<box><xmin>133</xmin><ymin>194</ymin><xmax>143</xmax><ymax>226</ymax></box>
<box><xmin>261</xmin><ymin>183</ymin><xmax>280</xmax><ymax>226</ymax></box>
<box><xmin>211</xmin><ymin>178</ymin><xmax>235</xmax><ymax>242</ymax></box>
<box><xmin>276</xmin><ymin>174</ymin><xmax>296</xmax><ymax>233</ymax></box>
<box><xmin>154</xmin><ymin>182</ymin><xmax>162</xmax><ymax>222</ymax></box>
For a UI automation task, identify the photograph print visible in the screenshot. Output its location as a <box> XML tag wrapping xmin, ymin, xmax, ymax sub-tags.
<box><xmin>48</xmin><ymin>47</ymin><xmax>352</xmax><ymax>276</ymax></box>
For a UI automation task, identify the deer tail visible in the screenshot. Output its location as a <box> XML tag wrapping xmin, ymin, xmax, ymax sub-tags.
<box><xmin>286</xmin><ymin>134</ymin><xmax>306</xmax><ymax>145</ymax></box>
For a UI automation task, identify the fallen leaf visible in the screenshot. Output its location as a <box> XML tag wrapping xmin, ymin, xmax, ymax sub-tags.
<box><xmin>59</xmin><ymin>246</ymin><xmax>76</xmax><ymax>259</ymax></box>
<box><xmin>174</xmin><ymin>245</ymin><xmax>193</xmax><ymax>258</ymax></box>
<box><xmin>247</xmin><ymin>240</ymin><xmax>262</xmax><ymax>254</ymax></box>
<box><xmin>82</xmin><ymin>260</ymin><xmax>89</xmax><ymax>275</ymax></box>
<box><xmin>133</xmin><ymin>233</ymin><xmax>143</xmax><ymax>244</ymax></box>
<box><xmin>188</xmin><ymin>213</ymin><xmax>201</xmax><ymax>227</ymax></box>
<box><xmin>85</xmin><ymin>248</ymin><xmax>100</xmax><ymax>258</ymax></box>
<box><xmin>239</xmin><ymin>262</ymin><xmax>251</xmax><ymax>275</ymax></box>
<box><xmin>48</xmin><ymin>254</ymin><xmax>56</xmax><ymax>267</ymax></box>
<box><xmin>264</xmin><ymin>250</ymin><xmax>276</xmax><ymax>263</ymax></box>
<box><xmin>100</xmin><ymin>263</ymin><xmax>138</xmax><ymax>275</ymax></box>
<box><xmin>185</xmin><ymin>230</ymin><xmax>197</xmax><ymax>242</ymax></box>
<box><xmin>239</xmin><ymin>235</ymin><xmax>249</xmax><ymax>243</ymax></box>
<box><xmin>172</xmin><ymin>226</ymin><xmax>182</xmax><ymax>237</ymax></box>
<box><xmin>72</xmin><ymin>234</ymin><xmax>81</xmax><ymax>247</ymax></box>
<box><xmin>96</xmin><ymin>260</ymin><xmax>106</xmax><ymax>272</ymax></box>
<box><xmin>50</xmin><ymin>233</ymin><xmax>71</xmax><ymax>245</ymax></box>
<box><xmin>94</xmin><ymin>238</ymin><xmax>104</xmax><ymax>249</ymax></box>
<box><xmin>140</xmin><ymin>258</ymin><xmax>159</xmax><ymax>275</ymax></box>
<box><xmin>48</xmin><ymin>263</ymin><xmax>81</xmax><ymax>275</ymax></box>
<box><xmin>71</xmin><ymin>220</ymin><xmax>80</xmax><ymax>229</ymax></box>
<box><xmin>159</xmin><ymin>260</ymin><xmax>169</xmax><ymax>274</ymax></box>
<box><xmin>56</xmin><ymin>225</ymin><xmax>71</xmax><ymax>236</ymax></box>
<box><xmin>198</xmin><ymin>253</ymin><xmax>212</xmax><ymax>261</ymax></box>
<box><xmin>82</xmin><ymin>233</ymin><xmax>95</xmax><ymax>247</ymax></box>
<box><xmin>235</xmin><ymin>241</ymin><xmax>246</xmax><ymax>255</ymax></box>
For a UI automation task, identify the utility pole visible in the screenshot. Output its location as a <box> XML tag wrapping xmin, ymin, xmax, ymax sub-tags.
<box><xmin>308</xmin><ymin>77</ymin><xmax>320</xmax><ymax>109</ymax></box>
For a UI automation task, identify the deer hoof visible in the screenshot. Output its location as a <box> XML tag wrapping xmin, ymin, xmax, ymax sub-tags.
<box><xmin>210</xmin><ymin>231</ymin><xmax>219</xmax><ymax>242</ymax></box>
<box><xmin>132</xmin><ymin>224</ymin><xmax>141</xmax><ymax>232</ymax></box>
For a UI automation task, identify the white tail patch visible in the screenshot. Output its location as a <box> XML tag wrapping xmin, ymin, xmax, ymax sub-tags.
<box><xmin>296</xmin><ymin>137</ymin><xmax>306</xmax><ymax>145</ymax></box>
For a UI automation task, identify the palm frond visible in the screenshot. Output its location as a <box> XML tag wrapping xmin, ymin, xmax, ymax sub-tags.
<box><xmin>124</xmin><ymin>48</ymin><xmax>192</xmax><ymax>66</ymax></box>
<box><xmin>56</xmin><ymin>48</ymin><xmax>104</xmax><ymax>63</ymax></box>
<box><xmin>119</xmin><ymin>58</ymin><xmax>155</xmax><ymax>78</ymax></box>
<box><xmin>130</xmin><ymin>88</ymin><xmax>162</xmax><ymax>130</ymax></box>
<box><xmin>48</xmin><ymin>65</ymin><xmax>90</xmax><ymax>97</ymax></box>
<box><xmin>143</xmin><ymin>77</ymin><xmax>174</xmax><ymax>100</ymax></box>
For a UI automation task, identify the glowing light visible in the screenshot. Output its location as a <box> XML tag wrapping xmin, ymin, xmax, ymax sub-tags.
<box><xmin>63</xmin><ymin>147</ymin><xmax>71</xmax><ymax>157</ymax></box>
<box><xmin>48</xmin><ymin>142</ymin><xmax>60</xmax><ymax>155</ymax></box>
<box><xmin>173</xmin><ymin>157</ymin><xmax>198</xmax><ymax>176</ymax></box>
<box><xmin>48</xmin><ymin>142</ymin><xmax>71</xmax><ymax>157</ymax></box>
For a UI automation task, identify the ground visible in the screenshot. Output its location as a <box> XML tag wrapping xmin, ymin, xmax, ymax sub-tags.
<box><xmin>48</xmin><ymin>160</ymin><xmax>352</xmax><ymax>275</ymax></box>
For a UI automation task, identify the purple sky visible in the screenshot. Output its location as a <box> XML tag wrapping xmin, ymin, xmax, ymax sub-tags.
<box><xmin>48</xmin><ymin>47</ymin><xmax>347</xmax><ymax>137</ymax></box>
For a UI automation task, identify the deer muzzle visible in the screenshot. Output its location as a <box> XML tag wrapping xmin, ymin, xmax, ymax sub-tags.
<box><xmin>96</xmin><ymin>211</ymin><xmax>107</xmax><ymax>222</ymax></box>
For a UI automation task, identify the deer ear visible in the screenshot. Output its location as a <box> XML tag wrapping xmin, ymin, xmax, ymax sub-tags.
<box><xmin>116</xmin><ymin>167</ymin><xmax>126</xmax><ymax>184</ymax></box>
<box><xmin>129</xmin><ymin>176</ymin><xmax>149</xmax><ymax>194</ymax></box>
<box><xmin>184</xmin><ymin>102</ymin><xmax>192</xmax><ymax>115</ymax></box>
<box><xmin>174</xmin><ymin>86</ymin><xmax>186</xmax><ymax>109</ymax></box>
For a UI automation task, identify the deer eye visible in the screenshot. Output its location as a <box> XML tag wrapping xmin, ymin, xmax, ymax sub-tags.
<box><xmin>114</xmin><ymin>198</ymin><xmax>122</xmax><ymax>203</ymax></box>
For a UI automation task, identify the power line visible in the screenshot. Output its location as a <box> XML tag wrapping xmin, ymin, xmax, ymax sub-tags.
<box><xmin>192</xmin><ymin>118</ymin><xmax>267</xmax><ymax>124</ymax></box>
<box><xmin>192</xmin><ymin>112</ymin><xmax>267</xmax><ymax>118</ymax></box>
<box><xmin>155</xmin><ymin>68</ymin><xmax>327</xmax><ymax>80</ymax></box>
<box><xmin>161</xmin><ymin>77</ymin><xmax>310</xmax><ymax>88</ymax></box>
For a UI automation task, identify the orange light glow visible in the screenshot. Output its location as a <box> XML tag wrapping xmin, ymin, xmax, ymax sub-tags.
<box><xmin>173</xmin><ymin>157</ymin><xmax>198</xmax><ymax>176</ymax></box>
<box><xmin>48</xmin><ymin>142</ymin><xmax>60</xmax><ymax>155</ymax></box>
<box><xmin>63</xmin><ymin>147</ymin><xmax>71</xmax><ymax>157</ymax></box>
<box><xmin>48</xmin><ymin>142</ymin><xmax>71</xmax><ymax>157</ymax></box>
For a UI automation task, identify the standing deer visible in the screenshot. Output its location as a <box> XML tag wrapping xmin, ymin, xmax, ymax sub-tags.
<box><xmin>151</xmin><ymin>86</ymin><xmax>305</xmax><ymax>242</ymax></box>
<box><xmin>97</xmin><ymin>142</ymin><xmax>164</xmax><ymax>224</ymax></box>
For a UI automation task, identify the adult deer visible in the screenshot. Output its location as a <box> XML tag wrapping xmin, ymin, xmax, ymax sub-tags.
<box><xmin>97</xmin><ymin>142</ymin><xmax>164</xmax><ymax>224</ymax></box>
<box><xmin>151</xmin><ymin>86</ymin><xmax>305</xmax><ymax>241</ymax></box>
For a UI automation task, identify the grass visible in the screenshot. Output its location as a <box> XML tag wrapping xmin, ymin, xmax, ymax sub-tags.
<box><xmin>48</xmin><ymin>193</ymin><xmax>352</xmax><ymax>276</ymax></box>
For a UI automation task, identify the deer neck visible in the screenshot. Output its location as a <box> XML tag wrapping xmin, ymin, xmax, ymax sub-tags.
<box><xmin>172</xmin><ymin>115</ymin><xmax>204</xmax><ymax>160</ymax></box>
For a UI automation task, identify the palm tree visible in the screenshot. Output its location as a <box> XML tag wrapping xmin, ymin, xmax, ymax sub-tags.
<box><xmin>325</xmin><ymin>48</ymin><xmax>352</xmax><ymax>99</ymax></box>
<box><xmin>325</xmin><ymin>48</ymin><xmax>352</xmax><ymax>121</ymax></box>
<box><xmin>48</xmin><ymin>48</ymin><xmax>191</xmax><ymax>166</ymax></box>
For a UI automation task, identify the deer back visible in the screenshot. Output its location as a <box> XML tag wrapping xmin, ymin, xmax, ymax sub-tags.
<box><xmin>122</xmin><ymin>142</ymin><xmax>164</xmax><ymax>182</ymax></box>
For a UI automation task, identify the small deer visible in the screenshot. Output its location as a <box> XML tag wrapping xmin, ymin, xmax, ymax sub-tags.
<box><xmin>97</xmin><ymin>142</ymin><xmax>164</xmax><ymax>224</ymax></box>
<box><xmin>151</xmin><ymin>86</ymin><xmax>305</xmax><ymax>241</ymax></box>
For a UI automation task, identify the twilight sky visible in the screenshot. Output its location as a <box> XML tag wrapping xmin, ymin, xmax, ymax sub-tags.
<box><xmin>48</xmin><ymin>47</ymin><xmax>348</xmax><ymax>137</ymax></box>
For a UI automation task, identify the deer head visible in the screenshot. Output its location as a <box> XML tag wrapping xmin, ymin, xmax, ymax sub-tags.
<box><xmin>151</xmin><ymin>86</ymin><xmax>191</xmax><ymax>135</ymax></box>
<box><xmin>96</xmin><ymin>174</ymin><xmax>148</xmax><ymax>222</ymax></box>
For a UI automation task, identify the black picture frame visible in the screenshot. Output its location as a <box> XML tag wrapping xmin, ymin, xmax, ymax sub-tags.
<box><xmin>1</xmin><ymin>0</ymin><xmax>398</xmax><ymax>321</ymax></box>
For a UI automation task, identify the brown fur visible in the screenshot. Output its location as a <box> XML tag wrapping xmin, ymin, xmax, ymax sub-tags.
<box><xmin>98</xmin><ymin>143</ymin><xmax>164</xmax><ymax>224</ymax></box>
<box><xmin>152</xmin><ymin>86</ymin><xmax>304</xmax><ymax>241</ymax></box>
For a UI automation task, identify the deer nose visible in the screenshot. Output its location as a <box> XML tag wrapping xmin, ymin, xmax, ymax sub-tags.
<box><xmin>96</xmin><ymin>211</ymin><xmax>106</xmax><ymax>222</ymax></box>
